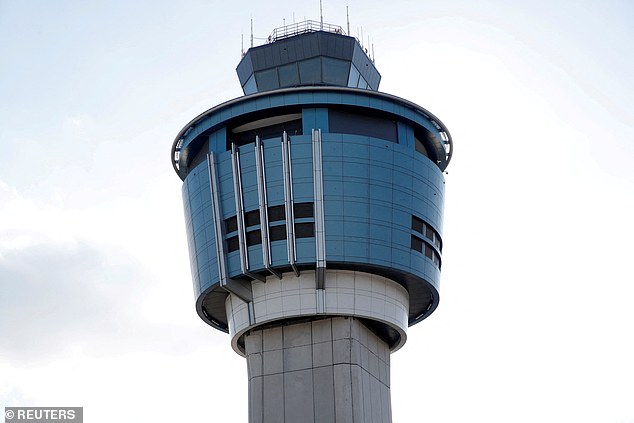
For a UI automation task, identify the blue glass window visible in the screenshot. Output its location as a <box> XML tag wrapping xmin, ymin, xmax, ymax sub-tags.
<box><xmin>278</xmin><ymin>63</ymin><xmax>300</xmax><ymax>87</ymax></box>
<box><xmin>243</xmin><ymin>74</ymin><xmax>257</xmax><ymax>94</ymax></box>
<box><xmin>255</xmin><ymin>68</ymin><xmax>279</xmax><ymax>91</ymax></box>
<box><xmin>322</xmin><ymin>57</ymin><xmax>350</xmax><ymax>86</ymax></box>
<box><xmin>347</xmin><ymin>64</ymin><xmax>360</xmax><ymax>88</ymax></box>
<box><xmin>299</xmin><ymin>58</ymin><xmax>322</xmax><ymax>84</ymax></box>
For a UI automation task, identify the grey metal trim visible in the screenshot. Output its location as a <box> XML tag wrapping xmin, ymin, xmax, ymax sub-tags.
<box><xmin>207</xmin><ymin>153</ymin><xmax>253</xmax><ymax>302</ymax></box>
<box><xmin>231</xmin><ymin>143</ymin><xmax>266</xmax><ymax>283</ymax></box>
<box><xmin>255</xmin><ymin>137</ymin><xmax>281</xmax><ymax>279</ymax></box>
<box><xmin>312</xmin><ymin>129</ymin><xmax>327</xmax><ymax>290</ymax></box>
<box><xmin>316</xmin><ymin>288</ymin><xmax>325</xmax><ymax>315</ymax></box>
<box><xmin>281</xmin><ymin>131</ymin><xmax>300</xmax><ymax>276</ymax></box>
<box><xmin>208</xmin><ymin>153</ymin><xmax>228</xmax><ymax>288</ymax></box>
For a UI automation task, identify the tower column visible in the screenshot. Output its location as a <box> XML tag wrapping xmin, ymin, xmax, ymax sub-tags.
<box><xmin>245</xmin><ymin>317</ymin><xmax>392</xmax><ymax>423</ymax></box>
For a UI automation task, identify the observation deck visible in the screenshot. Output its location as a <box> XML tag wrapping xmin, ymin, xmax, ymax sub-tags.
<box><xmin>237</xmin><ymin>20</ymin><xmax>381</xmax><ymax>94</ymax></box>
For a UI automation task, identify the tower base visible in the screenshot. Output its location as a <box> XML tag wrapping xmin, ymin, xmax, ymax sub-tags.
<box><xmin>244</xmin><ymin>317</ymin><xmax>392</xmax><ymax>423</ymax></box>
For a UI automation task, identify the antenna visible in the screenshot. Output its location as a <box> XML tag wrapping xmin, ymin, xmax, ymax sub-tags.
<box><xmin>320</xmin><ymin>0</ymin><xmax>323</xmax><ymax>30</ymax></box>
<box><xmin>241</xmin><ymin>33</ymin><xmax>244</xmax><ymax>57</ymax></box>
<box><xmin>372</xmin><ymin>43</ymin><xmax>375</xmax><ymax>63</ymax></box>
<box><xmin>346</xmin><ymin>6</ymin><xmax>350</xmax><ymax>35</ymax></box>
<box><xmin>250</xmin><ymin>18</ymin><xmax>254</xmax><ymax>48</ymax></box>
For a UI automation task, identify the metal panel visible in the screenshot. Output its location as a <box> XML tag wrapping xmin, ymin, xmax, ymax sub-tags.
<box><xmin>255</xmin><ymin>136</ymin><xmax>282</xmax><ymax>278</ymax></box>
<box><xmin>282</xmin><ymin>131</ymin><xmax>300</xmax><ymax>276</ymax></box>
<box><xmin>312</xmin><ymin>129</ymin><xmax>327</xmax><ymax>290</ymax></box>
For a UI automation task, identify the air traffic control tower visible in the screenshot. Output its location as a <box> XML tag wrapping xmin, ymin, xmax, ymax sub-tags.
<box><xmin>171</xmin><ymin>21</ymin><xmax>453</xmax><ymax>423</ymax></box>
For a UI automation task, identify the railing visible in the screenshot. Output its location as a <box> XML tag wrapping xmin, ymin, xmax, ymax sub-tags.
<box><xmin>268</xmin><ymin>20</ymin><xmax>345</xmax><ymax>43</ymax></box>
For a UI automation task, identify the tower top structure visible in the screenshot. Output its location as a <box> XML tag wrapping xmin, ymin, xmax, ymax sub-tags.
<box><xmin>236</xmin><ymin>20</ymin><xmax>381</xmax><ymax>94</ymax></box>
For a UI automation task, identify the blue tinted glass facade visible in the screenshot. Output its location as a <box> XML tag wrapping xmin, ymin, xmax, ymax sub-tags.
<box><xmin>173</xmin><ymin>87</ymin><xmax>452</xmax><ymax>331</ymax></box>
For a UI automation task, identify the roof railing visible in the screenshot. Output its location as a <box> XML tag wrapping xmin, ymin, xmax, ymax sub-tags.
<box><xmin>267</xmin><ymin>20</ymin><xmax>345</xmax><ymax>43</ymax></box>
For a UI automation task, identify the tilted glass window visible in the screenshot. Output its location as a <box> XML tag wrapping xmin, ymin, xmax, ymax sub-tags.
<box><xmin>299</xmin><ymin>57</ymin><xmax>322</xmax><ymax>84</ymax></box>
<box><xmin>322</xmin><ymin>57</ymin><xmax>350</xmax><ymax>86</ymax></box>
<box><xmin>243</xmin><ymin>74</ymin><xmax>257</xmax><ymax>95</ymax></box>
<box><xmin>255</xmin><ymin>68</ymin><xmax>279</xmax><ymax>91</ymax></box>
<box><xmin>347</xmin><ymin>64</ymin><xmax>361</xmax><ymax>88</ymax></box>
<box><xmin>278</xmin><ymin>63</ymin><xmax>300</xmax><ymax>87</ymax></box>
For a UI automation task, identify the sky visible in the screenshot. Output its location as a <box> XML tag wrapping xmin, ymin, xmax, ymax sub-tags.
<box><xmin>1</xmin><ymin>0</ymin><xmax>633</xmax><ymax>422</ymax></box>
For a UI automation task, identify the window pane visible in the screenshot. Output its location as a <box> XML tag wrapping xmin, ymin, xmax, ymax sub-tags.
<box><xmin>328</xmin><ymin>109</ymin><xmax>397</xmax><ymax>143</ymax></box>
<box><xmin>425</xmin><ymin>243</ymin><xmax>433</xmax><ymax>259</ymax></box>
<box><xmin>255</xmin><ymin>68</ymin><xmax>279</xmax><ymax>91</ymax></box>
<box><xmin>299</xmin><ymin>57</ymin><xmax>322</xmax><ymax>84</ymax></box>
<box><xmin>226</xmin><ymin>236</ymin><xmax>239</xmax><ymax>252</ymax></box>
<box><xmin>425</xmin><ymin>225</ymin><xmax>434</xmax><ymax>241</ymax></box>
<box><xmin>246</xmin><ymin>230</ymin><xmax>262</xmax><ymax>246</ymax></box>
<box><xmin>294</xmin><ymin>202</ymin><xmax>314</xmax><ymax>218</ymax></box>
<box><xmin>225</xmin><ymin>216</ymin><xmax>238</xmax><ymax>233</ymax></box>
<box><xmin>411</xmin><ymin>216</ymin><xmax>424</xmax><ymax>234</ymax></box>
<box><xmin>411</xmin><ymin>235</ymin><xmax>423</xmax><ymax>252</ymax></box>
<box><xmin>295</xmin><ymin>222</ymin><xmax>315</xmax><ymax>238</ymax></box>
<box><xmin>268</xmin><ymin>205</ymin><xmax>286</xmax><ymax>222</ymax></box>
<box><xmin>278</xmin><ymin>63</ymin><xmax>300</xmax><ymax>87</ymax></box>
<box><xmin>243</xmin><ymin>74</ymin><xmax>257</xmax><ymax>94</ymax></box>
<box><xmin>322</xmin><ymin>57</ymin><xmax>350</xmax><ymax>85</ymax></box>
<box><xmin>245</xmin><ymin>210</ymin><xmax>260</xmax><ymax>227</ymax></box>
<box><xmin>348</xmin><ymin>64</ymin><xmax>360</xmax><ymax>87</ymax></box>
<box><xmin>269</xmin><ymin>224</ymin><xmax>287</xmax><ymax>241</ymax></box>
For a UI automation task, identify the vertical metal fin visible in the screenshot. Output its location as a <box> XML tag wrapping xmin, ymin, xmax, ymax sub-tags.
<box><xmin>231</xmin><ymin>143</ymin><xmax>265</xmax><ymax>283</ymax></box>
<box><xmin>208</xmin><ymin>152</ymin><xmax>229</xmax><ymax>289</ymax></box>
<box><xmin>282</xmin><ymin>131</ymin><xmax>300</xmax><ymax>276</ymax></box>
<box><xmin>255</xmin><ymin>137</ymin><xmax>281</xmax><ymax>279</ymax></box>
<box><xmin>208</xmin><ymin>152</ymin><xmax>253</xmax><ymax>304</ymax></box>
<box><xmin>313</xmin><ymin>129</ymin><xmax>327</xmax><ymax>290</ymax></box>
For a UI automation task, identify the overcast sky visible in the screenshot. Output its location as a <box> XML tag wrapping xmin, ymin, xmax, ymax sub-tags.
<box><xmin>1</xmin><ymin>1</ymin><xmax>633</xmax><ymax>422</ymax></box>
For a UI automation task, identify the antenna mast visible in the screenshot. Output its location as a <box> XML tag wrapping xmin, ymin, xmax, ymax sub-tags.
<box><xmin>346</xmin><ymin>6</ymin><xmax>350</xmax><ymax>35</ymax></box>
<box><xmin>320</xmin><ymin>0</ymin><xmax>323</xmax><ymax>30</ymax></box>
<box><xmin>250</xmin><ymin>18</ymin><xmax>253</xmax><ymax>48</ymax></box>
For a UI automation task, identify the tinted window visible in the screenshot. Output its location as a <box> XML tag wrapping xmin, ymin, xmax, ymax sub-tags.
<box><xmin>269</xmin><ymin>225</ymin><xmax>287</xmax><ymax>241</ymax></box>
<box><xmin>329</xmin><ymin>109</ymin><xmax>398</xmax><ymax>143</ymax></box>
<box><xmin>424</xmin><ymin>243</ymin><xmax>433</xmax><ymax>259</ymax></box>
<box><xmin>225</xmin><ymin>216</ymin><xmax>238</xmax><ymax>233</ymax></box>
<box><xmin>246</xmin><ymin>230</ymin><xmax>262</xmax><ymax>246</ymax></box>
<box><xmin>268</xmin><ymin>205</ymin><xmax>286</xmax><ymax>222</ymax></box>
<box><xmin>255</xmin><ymin>68</ymin><xmax>279</xmax><ymax>91</ymax></box>
<box><xmin>347</xmin><ymin>64</ymin><xmax>360</xmax><ymax>87</ymax></box>
<box><xmin>245</xmin><ymin>210</ymin><xmax>260</xmax><ymax>227</ymax></box>
<box><xmin>294</xmin><ymin>202</ymin><xmax>314</xmax><ymax>219</ymax></box>
<box><xmin>412</xmin><ymin>216</ymin><xmax>424</xmax><ymax>234</ymax></box>
<box><xmin>425</xmin><ymin>225</ymin><xmax>434</xmax><ymax>241</ymax></box>
<box><xmin>295</xmin><ymin>222</ymin><xmax>315</xmax><ymax>238</ymax></box>
<box><xmin>226</xmin><ymin>236</ymin><xmax>239</xmax><ymax>252</ymax></box>
<box><xmin>278</xmin><ymin>63</ymin><xmax>300</xmax><ymax>87</ymax></box>
<box><xmin>299</xmin><ymin>57</ymin><xmax>322</xmax><ymax>84</ymax></box>
<box><xmin>243</xmin><ymin>74</ymin><xmax>257</xmax><ymax>94</ymax></box>
<box><xmin>322</xmin><ymin>57</ymin><xmax>350</xmax><ymax>85</ymax></box>
<box><xmin>411</xmin><ymin>236</ymin><xmax>423</xmax><ymax>252</ymax></box>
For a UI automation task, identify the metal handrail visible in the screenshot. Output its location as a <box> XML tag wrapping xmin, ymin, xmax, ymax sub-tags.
<box><xmin>268</xmin><ymin>20</ymin><xmax>345</xmax><ymax>43</ymax></box>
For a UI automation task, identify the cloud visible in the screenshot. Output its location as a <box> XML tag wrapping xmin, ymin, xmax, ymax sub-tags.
<box><xmin>0</xmin><ymin>238</ymin><xmax>152</xmax><ymax>361</ymax></box>
<box><xmin>0</xmin><ymin>181</ymin><xmax>209</xmax><ymax>363</ymax></box>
